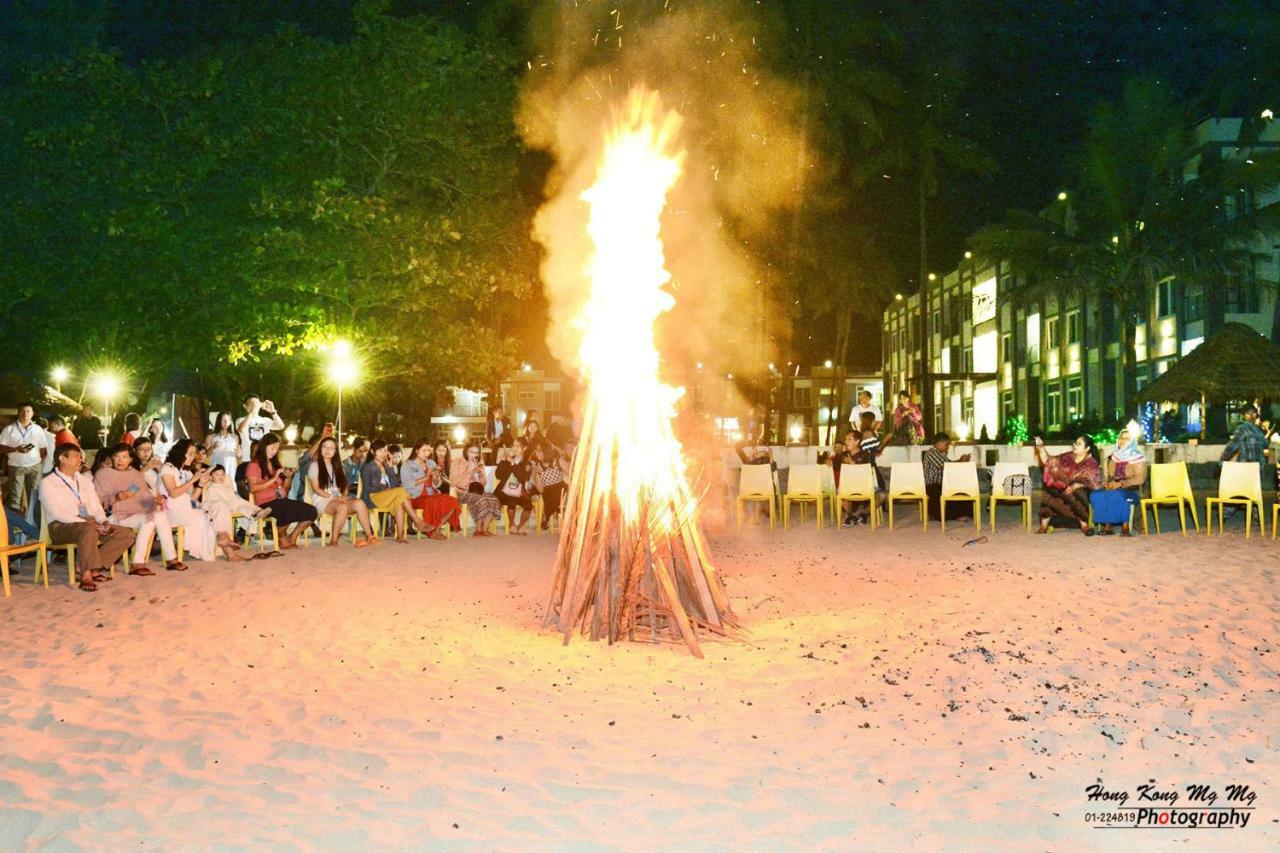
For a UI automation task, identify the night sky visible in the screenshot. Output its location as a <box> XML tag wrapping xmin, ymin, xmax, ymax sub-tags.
<box><xmin>4</xmin><ymin>0</ymin><xmax>1273</xmax><ymax>366</ymax></box>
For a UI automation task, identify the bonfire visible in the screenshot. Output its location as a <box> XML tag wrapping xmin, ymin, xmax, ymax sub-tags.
<box><xmin>544</xmin><ymin>88</ymin><xmax>739</xmax><ymax>657</ymax></box>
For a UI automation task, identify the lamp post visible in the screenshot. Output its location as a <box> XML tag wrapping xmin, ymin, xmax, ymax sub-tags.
<box><xmin>51</xmin><ymin>366</ymin><xmax>69</xmax><ymax>394</ymax></box>
<box><xmin>91</xmin><ymin>373</ymin><xmax>121</xmax><ymax>440</ymax></box>
<box><xmin>326</xmin><ymin>341</ymin><xmax>359</xmax><ymax>448</ymax></box>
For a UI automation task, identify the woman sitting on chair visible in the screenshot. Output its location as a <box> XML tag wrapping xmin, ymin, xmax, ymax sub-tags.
<box><xmin>1033</xmin><ymin>434</ymin><xmax>1101</xmax><ymax>536</ymax></box>
<box><xmin>360</xmin><ymin>438</ymin><xmax>432</xmax><ymax>543</ymax></box>
<box><xmin>1089</xmin><ymin>429</ymin><xmax>1146</xmax><ymax>536</ymax></box>
<box><xmin>401</xmin><ymin>439</ymin><xmax>458</xmax><ymax>540</ymax></box>
<box><xmin>308</xmin><ymin>436</ymin><xmax>378</xmax><ymax>547</ymax></box>
<box><xmin>245</xmin><ymin>433</ymin><xmax>318</xmax><ymax>550</ymax></box>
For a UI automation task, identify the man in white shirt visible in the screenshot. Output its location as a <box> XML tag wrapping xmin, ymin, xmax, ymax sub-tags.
<box><xmin>235</xmin><ymin>394</ymin><xmax>285</xmax><ymax>463</ymax></box>
<box><xmin>848</xmin><ymin>390</ymin><xmax>883</xmax><ymax>433</ymax></box>
<box><xmin>38</xmin><ymin>444</ymin><xmax>134</xmax><ymax>591</ymax></box>
<box><xmin>1</xmin><ymin>402</ymin><xmax>48</xmax><ymax>516</ymax></box>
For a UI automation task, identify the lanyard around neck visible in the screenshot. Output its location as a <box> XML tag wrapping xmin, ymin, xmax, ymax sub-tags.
<box><xmin>54</xmin><ymin>470</ymin><xmax>82</xmax><ymax>501</ymax></box>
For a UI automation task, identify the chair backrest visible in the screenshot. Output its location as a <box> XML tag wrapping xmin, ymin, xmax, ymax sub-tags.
<box><xmin>989</xmin><ymin>462</ymin><xmax>1030</xmax><ymax>497</ymax></box>
<box><xmin>1148</xmin><ymin>462</ymin><xmax>1191</xmax><ymax>501</ymax></box>
<box><xmin>819</xmin><ymin>465</ymin><xmax>836</xmax><ymax>495</ymax></box>
<box><xmin>485</xmin><ymin>465</ymin><xmax>497</xmax><ymax>493</ymax></box>
<box><xmin>787</xmin><ymin>464</ymin><xmax>823</xmax><ymax>497</ymax></box>
<box><xmin>837</xmin><ymin>463</ymin><xmax>877</xmax><ymax>497</ymax></box>
<box><xmin>738</xmin><ymin>464</ymin><xmax>775</xmax><ymax>498</ymax></box>
<box><xmin>0</xmin><ymin>510</ymin><xmax>11</xmax><ymax>548</ymax></box>
<box><xmin>786</xmin><ymin>446</ymin><xmax>811</xmax><ymax>468</ymax></box>
<box><xmin>1218</xmin><ymin>461</ymin><xmax>1262</xmax><ymax>502</ymax></box>
<box><xmin>889</xmin><ymin>462</ymin><xmax>925</xmax><ymax>496</ymax></box>
<box><xmin>941</xmin><ymin>462</ymin><xmax>980</xmax><ymax>496</ymax></box>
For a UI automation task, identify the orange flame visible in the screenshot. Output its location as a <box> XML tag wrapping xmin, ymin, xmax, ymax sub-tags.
<box><xmin>574</xmin><ymin>88</ymin><xmax>692</xmax><ymax>528</ymax></box>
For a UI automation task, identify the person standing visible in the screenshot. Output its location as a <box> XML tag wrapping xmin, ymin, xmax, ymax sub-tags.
<box><xmin>1222</xmin><ymin>404</ymin><xmax>1267</xmax><ymax>464</ymax></box>
<box><xmin>207</xmin><ymin>412</ymin><xmax>240</xmax><ymax>475</ymax></box>
<box><xmin>891</xmin><ymin>391</ymin><xmax>925</xmax><ymax>445</ymax></box>
<box><xmin>121</xmin><ymin>413</ymin><xmax>143</xmax><ymax>447</ymax></box>
<box><xmin>38</xmin><ymin>444</ymin><xmax>134</xmax><ymax>591</ymax></box>
<box><xmin>235</xmin><ymin>395</ymin><xmax>285</xmax><ymax>464</ymax></box>
<box><xmin>1</xmin><ymin>402</ymin><xmax>48</xmax><ymax>518</ymax></box>
<box><xmin>43</xmin><ymin>415</ymin><xmax>76</xmax><ymax>476</ymax></box>
<box><xmin>74</xmin><ymin>405</ymin><xmax>104</xmax><ymax>450</ymax></box>
<box><xmin>848</xmin><ymin>390</ymin><xmax>883</xmax><ymax>434</ymax></box>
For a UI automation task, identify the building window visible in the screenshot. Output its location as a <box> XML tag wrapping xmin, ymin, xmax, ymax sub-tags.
<box><xmin>1184</xmin><ymin>283</ymin><xmax>1204</xmax><ymax>322</ymax></box>
<box><xmin>1224</xmin><ymin>279</ymin><xmax>1259</xmax><ymax>313</ymax></box>
<box><xmin>1026</xmin><ymin>313</ymin><xmax>1041</xmax><ymax>363</ymax></box>
<box><xmin>962</xmin><ymin>347</ymin><xmax>973</xmax><ymax>374</ymax></box>
<box><xmin>794</xmin><ymin>386</ymin><xmax>811</xmax><ymax>408</ymax></box>
<box><xmin>1045</xmin><ymin>315</ymin><xmax>1060</xmax><ymax>349</ymax></box>
<box><xmin>1136</xmin><ymin>366</ymin><xmax>1149</xmax><ymax>391</ymax></box>
<box><xmin>545</xmin><ymin>388</ymin><xmax>562</xmax><ymax>413</ymax></box>
<box><xmin>1045</xmin><ymin>384</ymin><xmax>1062</xmax><ymax>429</ymax></box>
<box><xmin>962</xmin><ymin>398</ymin><xmax>974</xmax><ymax>427</ymax></box>
<box><xmin>1066</xmin><ymin>378</ymin><xmax>1083</xmax><ymax>421</ymax></box>
<box><xmin>933</xmin><ymin>404</ymin><xmax>943</xmax><ymax>429</ymax></box>
<box><xmin>1156</xmin><ymin>279</ymin><xmax>1174</xmax><ymax>317</ymax></box>
<box><xmin>931</xmin><ymin>310</ymin><xmax>941</xmax><ymax>336</ymax></box>
<box><xmin>1001</xmin><ymin>390</ymin><xmax>1015</xmax><ymax>423</ymax></box>
<box><xmin>1066</xmin><ymin>309</ymin><xmax>1081</xmax><ymax>344</ymax></box>
<box><xmin>1000</xmin><ymin>333</ymin><xmax>1012</xmax><ymax>364</ymax></box>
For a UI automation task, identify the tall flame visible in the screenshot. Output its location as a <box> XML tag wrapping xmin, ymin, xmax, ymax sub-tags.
<box><xmin>574</xmin><ymin>89</ymin><xmax>691</xmax><ymax>528</ymax></box>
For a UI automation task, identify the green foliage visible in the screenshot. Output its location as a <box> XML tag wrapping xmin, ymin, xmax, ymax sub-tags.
<box><xmin>0</xmin><ymin>11</ymin><xmax>537</xmax><ymax>422</ymax></box>
<box><xmin>1004</xmin><ymin>415</ymin><xmax>1028</xmax><ymax>446</ymax></box>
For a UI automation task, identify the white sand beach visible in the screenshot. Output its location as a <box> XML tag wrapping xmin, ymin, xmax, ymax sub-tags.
<box><xmin>1</xmin><ymin>518</ymin><xmax>1276</xmax><ymax>849</ymax></box>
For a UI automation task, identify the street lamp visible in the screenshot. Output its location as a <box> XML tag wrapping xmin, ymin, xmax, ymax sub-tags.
<box><xmin>326</xmin><ymin>340</ymin><xmax>360</xmax><ymax>447</ymax></box>
<box><xmin>451</xmin><ymin>424</ymin><xmax>467</xmax><ymax>445</ymax></box>
<box><xmin>51</xmin><ymin>366</ymin><xmax>69</xmax><ymax>393</ymax></box>
<box><xmin>91</xmin><ymin>372</ymin><xmax>121</xmax><ymax>432</ymax></box>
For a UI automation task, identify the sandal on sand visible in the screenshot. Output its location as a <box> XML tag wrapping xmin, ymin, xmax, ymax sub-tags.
<box><xmin>78</xmin><ymin>578</ymin><xmax>98</xmax><ymax>592</ymax></box>
<box><xmin>165</xmin><ymin>560</ymin><xmax>189</xmax><ymax>571</ymax></box>
<box><xmin>91</xmin><ymin>572</ymin><xmax>112</xmax><ymax>583</ymax></box>
<box><xmin>128</xmin><ymin>565</ymin><xmax>156</xmax><ymax>576</ymax></box>
<box><xmin>266</xmin><ymin>550</ymin><xmax>286</xmax><ymax>559</ymax></box>
<box><xmin>353</xmin><ymin>538</ymin><xmax>372</xmax><ymax>548</ymax></box>
<box><xmin>250</xmin><ymin>552</ymin><xmax>272</xmax><ymax>561</ymax></box>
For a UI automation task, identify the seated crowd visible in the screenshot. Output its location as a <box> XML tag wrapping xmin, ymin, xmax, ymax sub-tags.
<box><xmin>1</xmin><ymin>396</ymin><xmax>577</xmax><ymax>593</ymax></box>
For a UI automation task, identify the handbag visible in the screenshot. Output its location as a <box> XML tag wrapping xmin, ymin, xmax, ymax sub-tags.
<box><xmin>502</xmin><ymin>474</ymin><xmax>523</xmax><ymax>498</ymax></box>
<box><xmin>1003</xmin><ymin>474</ymin><xmax>1032</xmax><ymax>496</ymax></box>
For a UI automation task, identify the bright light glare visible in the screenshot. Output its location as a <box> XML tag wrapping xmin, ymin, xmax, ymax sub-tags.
<box><xmin>285</xmin><ymin>425</ymin><xmax>299</xmax><ymax>444</ymax></box>
<box><xmin>824</xmin><ymin>359</ymin><xmax>833</xmax><ymax>368</ymax></box>
<box><xmin>332</xmin><ymin>339</ymin><xmax>353</xmax><ymax>358</ymax></box>
<box><xmin>328</xmin><ymin>360</ymin><xmax>359</xmax><ymax>387</ymax></box>
<box><xmin>1057</xmin><ymin>191</ymin><xmax>1068</xmax><ymax>201</ymax></box>
<box><xmin>788</xmin><ymin>423</ymin><xmax>803</xmax><ymax>442</ymax></box>
<box><xmin>51</xmin><ymin>366</ymin><xmax>69</xmax><ymax>383</ymax></box>
<box><xmin>451</xmin><ymin>425</ymin><xmax>467</xmax><ymax>444</ymax></box>
<box><xmin>91</xmin><ymin>373</ymin><xmax>121</xmax><ymax>401</ymax></box>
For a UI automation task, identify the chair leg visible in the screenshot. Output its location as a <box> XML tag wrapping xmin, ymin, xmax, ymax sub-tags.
<box><xmin>1188</xmin><ymin>500</ymin><xmax>1200</xmax><ymax>533</ymax></box>
<box><xmin>67</xmin><ymin>546</ymin><xmax>76</xmax><ymax>587</ymax></box>
<box><xmin>1</xmin><ymin>556</ymin><xmax>9</xmax><ymax>598</ymax></box>
<box><xmin>1177</xmin><ymin>503</ymin><xmax>1186</xmax><ymax>537</ymax></box>
<box><xmin>888</xmin><ymin>499</ymin><xmax>894</xmax><ymax>530</ymax></box>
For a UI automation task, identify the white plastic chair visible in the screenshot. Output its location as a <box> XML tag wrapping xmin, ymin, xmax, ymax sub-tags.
<box><xmin>888</xmin><ymin>462</ymin><xmax>927</xmax><ymax>530</ymax></box>
<box><xmin>940</xmin><ymin>462</ymin><xmax>981</xmax><ymax>532</ymax></box>
<box><xmin>988</xmin><ymin>462</ymin><xmax>1032</xmax><ymax>531</ymax></box>
<box><xmin>1206</xmin><ymin>461</ymin><xmax>1265</xmax><ymax>537</ymax></box>
<box><xmin>736</xmin><ymin>464</ymin><xmax>777</xmax><ymax>529</ymax></box>
<box><xmin>784</xmin><ymin>464</ymin><xmax>825</xmax><ymax>529</ymax></box>
<box><xmin>835</xmin><ymin>464</ymin><xmax>880</xmax><ymax>529</ymax></box>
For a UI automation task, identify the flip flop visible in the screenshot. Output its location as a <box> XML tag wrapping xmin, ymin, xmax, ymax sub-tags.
<box><xmin>78</xmin><ymin>578</ymin><xmax>98</xmax><ymax>592</ymax></box>
<box><xmin>250</xmin><ymin>552</ymin><xmax>273</xmax><ymax>561</ymax></box>
<box><xmin>165</xmin><ymin>561</ymin><xmax>189</xmax><ymax>571</ymax></box>
<box><xmin>91</xmin><ymin>572</ymin><xmax>112</xmax><ymax>583</ymax></box>
<box><xmin>265</xmin><ymin>550</ymin><xmax>286</xmax><ymax>559</ymax></box>
<box><xmin>128</xmin><ymin>566</ymin><xmax>156</xmax><ymax>576</ymax></box>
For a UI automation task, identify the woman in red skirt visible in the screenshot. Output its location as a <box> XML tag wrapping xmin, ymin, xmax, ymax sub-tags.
<box><xmin>401</xmin><ymin>439</ymin><xmax>460</xmax><ymax>537</ymax></box>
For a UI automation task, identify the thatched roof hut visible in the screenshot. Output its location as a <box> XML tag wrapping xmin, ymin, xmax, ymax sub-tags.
<box><xmin>1141</xmin><ymin>323</ymin><xmax>1280</xmax><ymax>405</ymax></box>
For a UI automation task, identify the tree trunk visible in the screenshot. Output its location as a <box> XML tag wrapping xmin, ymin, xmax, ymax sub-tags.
<box><xmin>918</xmin><ymin>173</ymin><xmax>932</xmax><ymax>435</ymax></box>
<box><xmin>1121</xmin><ymin>314</ymin><xmax>1138</xmax><ymax>422</ymax></box>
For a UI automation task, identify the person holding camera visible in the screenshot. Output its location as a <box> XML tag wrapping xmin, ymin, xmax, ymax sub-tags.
<box><xmin>1</xmin><ymin>402</ymin><xmax>47</xmax><ymax>518</ymax></box>
<box><xmin>159</xmin><ymin>439</ymin><xmax>227</xmax><ymax>563</ymax></box>
<box><xmin>236</xmin><ymin>394</ymin><xmax>286</xmax><ymax>464</ymax></box>
<box><xmin>245</xmin><ymin>432</ymin><xmax>318</xmax><ymax>550</ymax></box>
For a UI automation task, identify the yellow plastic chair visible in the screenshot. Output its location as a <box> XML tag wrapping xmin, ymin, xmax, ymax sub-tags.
<box><xmin>988</xmin><ymin>462</ymin><xmax>1032</xmax><ymax>531</ymax></box>
<box><xmin>38</xmin><ymin>514</ymin><xmax>129</xmax><ymax>586</ymax></box>
<box><xmin>1139</xmin><ymin>462</ymin><xmax>1200</xmax><ymax>536</ymax></box>
<box><xmin>1205</xmin><ymin>461</ymin><xmax>1265</xmax><ymax>538</ymax></box>
<box><xmin>888</xmin><ymin>462</ymin><xmax>927</xmax><ymax>531</ymax></box>
<box><xmin>819</xmin><ymin>465</ymin><xmax>838</xmax><ymax>520</ymax></box>
<box><xmin>940</xmin><ymin>462</ymin><xmax>981</xmax><ymax>532</ymax></box>
<box><xmin>1272</xmin><ymin>503</ymin><xmax>1278</xmax><ymax>539</ymax></box>
<box><xmin>835</xmin><ymin>463</ymin><xmax>880</xmax><ymax>529</ymax></box>
<box><xmin>130</xmin><ymin>524</ymin><xmax>186</xmax><ymax>564</ymax></box>
<box><xmin>783</xmin><ymin>464</ymin><xmax>825</xmax><ymax>529</ymax></box>
<box><xmin>736</xmin><ymin>464</ymin><xmax>777</xmax><ymax>529</ymax></box>
<box><xmin>2</xmin><ymin>511</ymin><xmax>48</xmax><ymax>597</ymax></box>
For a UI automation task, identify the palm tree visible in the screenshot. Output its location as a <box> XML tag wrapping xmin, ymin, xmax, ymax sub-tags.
<box><xmin>853</xmin><ymin>51</ymin><xmax>996</xmax><ymax>432</ymax></box>
<box><xmin>971</xmin><ymin>78</ymin><xmax>1280</xmax><ymax>421</ymax></box>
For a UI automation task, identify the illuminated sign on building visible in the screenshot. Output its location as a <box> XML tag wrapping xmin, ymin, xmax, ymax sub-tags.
<box><xmin>971</xmin><ymin>277</ymin><xmax>997</xmax><ymax>324</ymax></box>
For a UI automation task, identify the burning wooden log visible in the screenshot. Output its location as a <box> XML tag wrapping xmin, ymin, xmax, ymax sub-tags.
<box><xmin>542</xmin><ymin>88</ymin><xmax>739</xmax><ymax>657</ymax></box>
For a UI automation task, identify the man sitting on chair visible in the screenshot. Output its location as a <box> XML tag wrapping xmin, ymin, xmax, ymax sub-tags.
<box><xmin>38</xmin><ymin>443</ymin><xmax>134</xmax><ymax>592</ymax></box>
<box><xmin>923</xmin><ymin>432</ymin><xmax>973</xmax><ymax>522</ymax></box>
